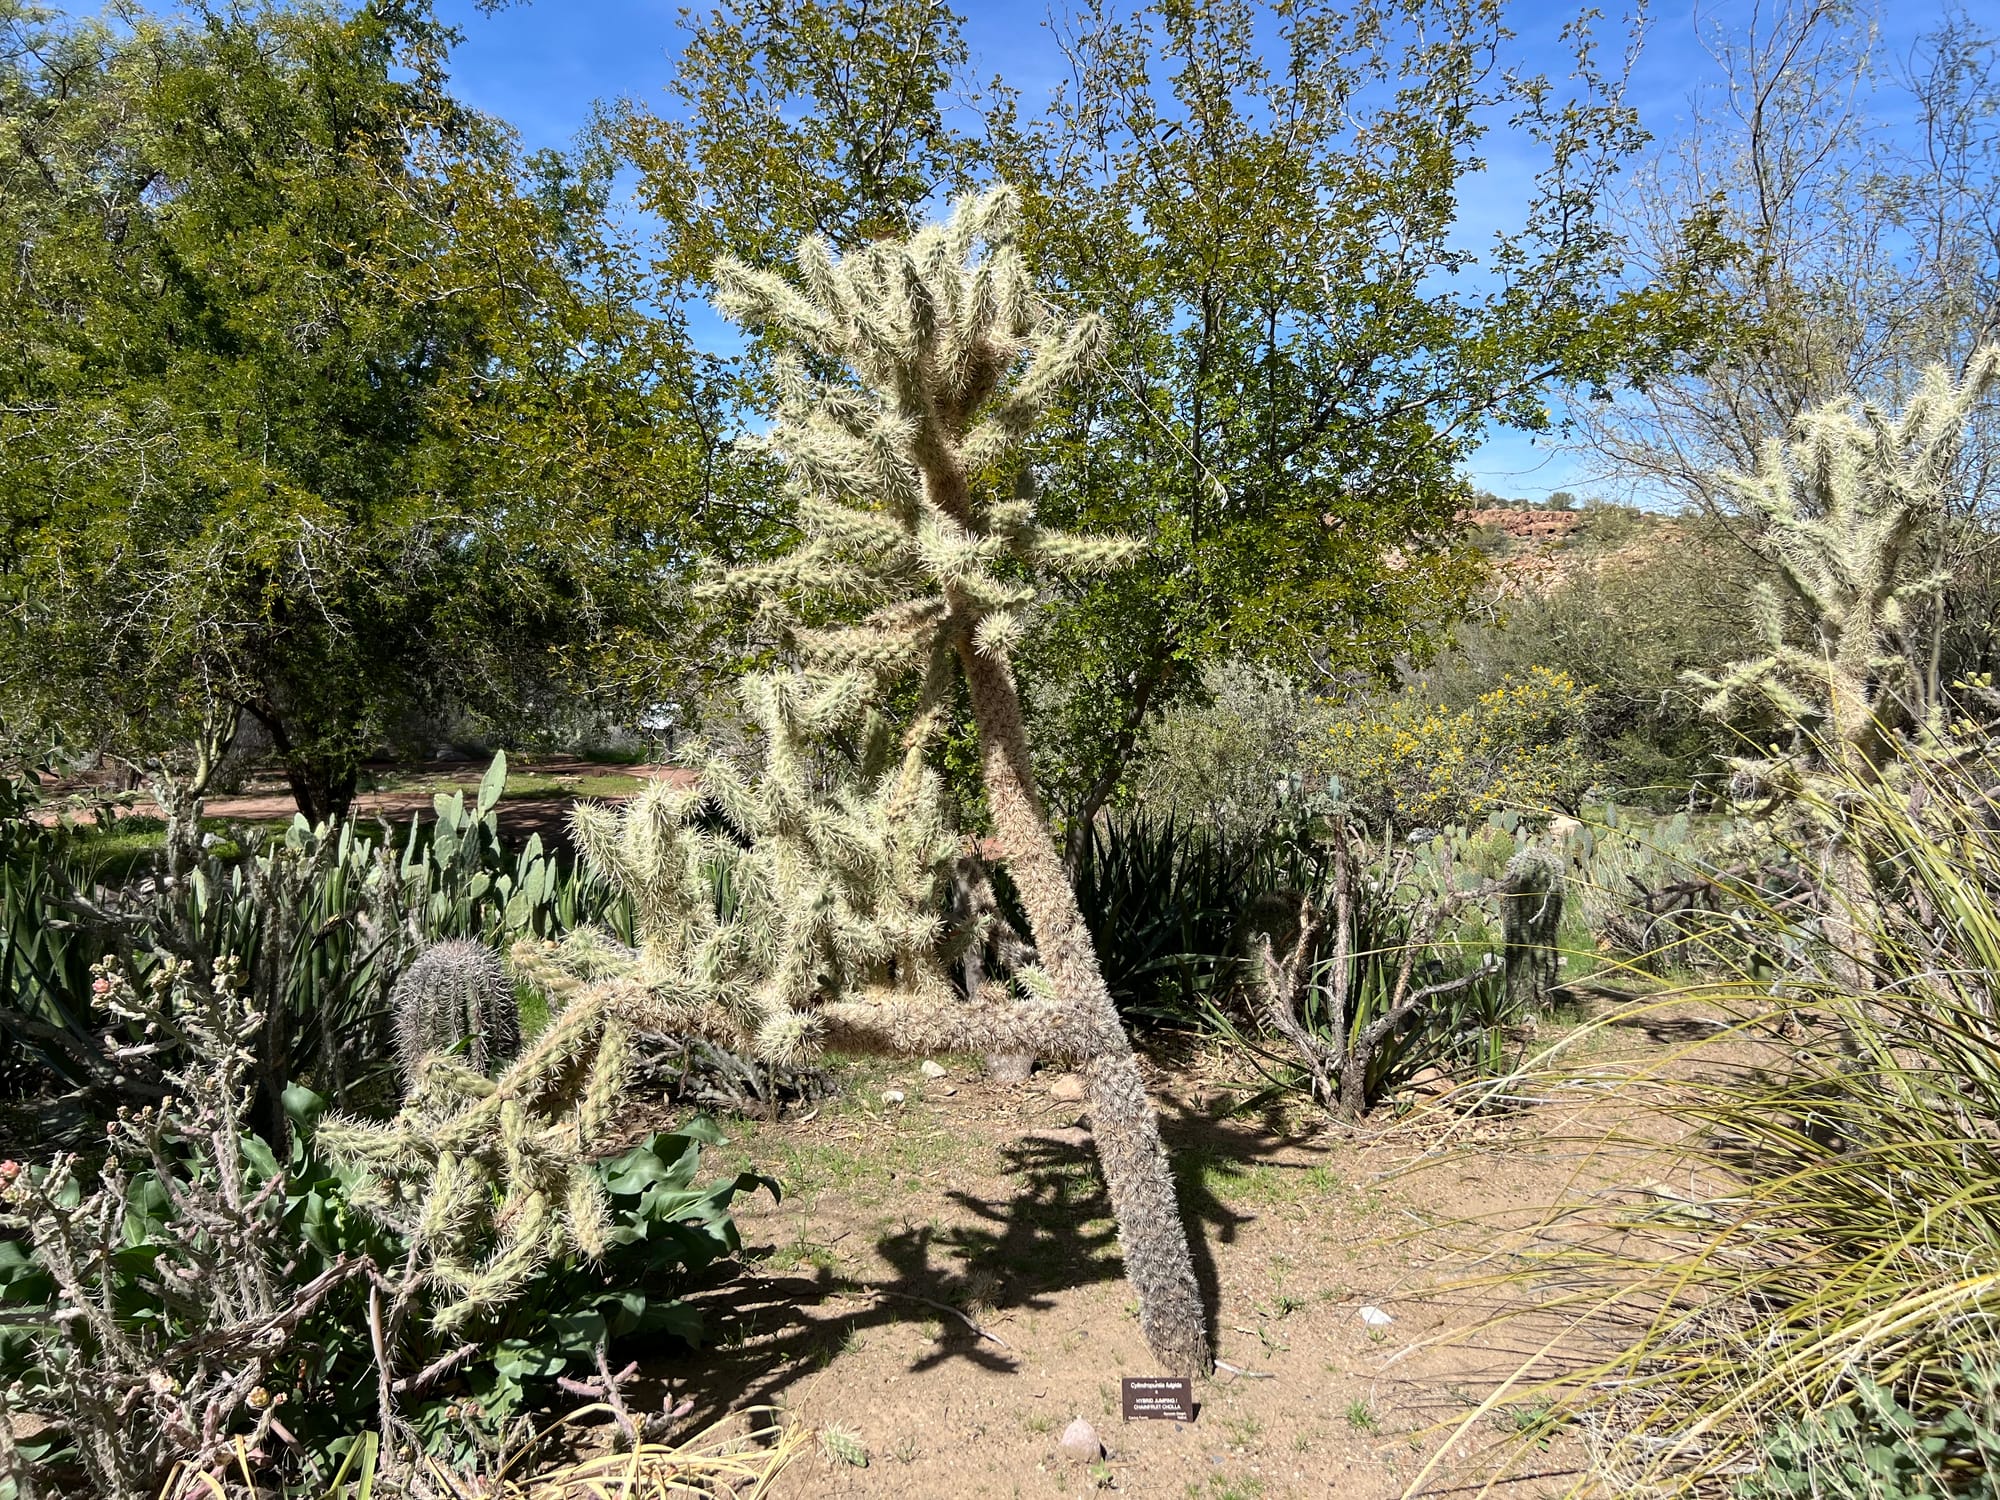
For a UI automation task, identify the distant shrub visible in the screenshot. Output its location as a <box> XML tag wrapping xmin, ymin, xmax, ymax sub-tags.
<box><xmin>1135</xmin><ymin>663</ymin><xmax>1308</xmax><ymax>835</ymax></box>
<box><xmin>1317</xmin><ymin>668</ymin><xmax>1597</xmax><ymax>831</ymax></box>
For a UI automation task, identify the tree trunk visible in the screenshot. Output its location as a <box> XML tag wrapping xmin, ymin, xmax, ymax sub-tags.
<box><xmin>956</xmin><ymin>636</ymin><xmax>1210</xmax><ymax>1377</ymax></box>
<box><xmin>248</xmin><ymin>704</ymin><xmax>359</xmax><ymax>825</ymax></box>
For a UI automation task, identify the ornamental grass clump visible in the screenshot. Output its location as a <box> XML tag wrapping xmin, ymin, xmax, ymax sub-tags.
<box><xmin>1443</xmin><ymin>748</ymin><xmax>2000</xmax><ymax>1495</ymax></box>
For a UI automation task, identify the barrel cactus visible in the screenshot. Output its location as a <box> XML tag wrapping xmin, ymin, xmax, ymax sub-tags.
<box><xmin>390</xmin><ymin>938</ymin><xmax>520</xmax><ymax>1093</ymax></box>
<box><xmin>1499</xmin><ymin>846</ymin><xmax>1565</xmax><ymax>1011</ymax></box>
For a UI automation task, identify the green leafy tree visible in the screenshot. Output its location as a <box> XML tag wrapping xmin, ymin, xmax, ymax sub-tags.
<box><xmin>615</xmin><ymin>0</ymin><xmax>984</xmax><ymax>287</ymax></box>
<box><xmin>0</xmin><ymin>1</ymin><xmax>733</xmax><ymax>818</ymax></box>
<box><xmin>988</xmin><ymin>0</ymin><xmax>1722</xmax><ymax>842</ymax></box>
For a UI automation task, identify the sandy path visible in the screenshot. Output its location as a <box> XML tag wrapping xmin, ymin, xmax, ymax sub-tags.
<box><xmin>614</xmin><ymin>1013</ymin><xmax>1714</xmax><ymax>1500</ymax></box>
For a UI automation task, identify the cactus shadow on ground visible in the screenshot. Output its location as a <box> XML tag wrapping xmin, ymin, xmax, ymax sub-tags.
<box><xmin>643</xmin><ymin>1095</ymin><xmax>1284</xmax><ymax>1431</ymax></box>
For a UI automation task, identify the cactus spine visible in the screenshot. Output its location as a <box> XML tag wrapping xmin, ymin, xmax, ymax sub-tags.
<box><xmin>390</xmin><ymin>938</ymin><xmax>520</xmax><ymax>1092</ymax></box>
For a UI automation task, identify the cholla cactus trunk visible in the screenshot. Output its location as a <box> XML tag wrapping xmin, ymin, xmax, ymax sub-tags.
<box><xmin>959</xmin><ymin>646</ymin><xmax>1209</xmax><ymax>1374</ymax></box>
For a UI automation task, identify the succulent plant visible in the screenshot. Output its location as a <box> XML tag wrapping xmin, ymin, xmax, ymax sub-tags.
<box><xmin>389</xmin><ymin>938</ymin><xmax>520</xmax><ymax>1093</ymax></box>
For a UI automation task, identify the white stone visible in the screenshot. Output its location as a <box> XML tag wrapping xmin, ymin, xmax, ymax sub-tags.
<box><xmin>880</xmin><ymin>1089</ymin><xmax>906</xmax><ymax>1105</ymax></box>
<box><xmin>1047</xmin><ymin>1073</ymin><xmax>1087</xmax><ymax>1102</ymax></box>
<box><xmin>1057</xmin><ymin>1416</ymin><xmax>1103</xmax><ymax>1462</ymax></box>
<box><xmin>1358</xmin><ymin>1305</ymin><xmax>1394</xmax><ymax>1327</ymax></box>
<box><xmin>920</xmin><ymin>1060</ymin><xmax>949</xmax><ymax>1079</ymax></box>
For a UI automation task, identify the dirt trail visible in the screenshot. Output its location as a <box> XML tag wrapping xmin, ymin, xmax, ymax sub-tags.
<box><xmin>626</xmin><ymin>1009</ymin><xmax>1726</xmax><ymax>1499</ymax></box>
<box><xmin>36</xmin><ymin>758</ymin><xmax>693</xmax><ymax>845</ymax></box>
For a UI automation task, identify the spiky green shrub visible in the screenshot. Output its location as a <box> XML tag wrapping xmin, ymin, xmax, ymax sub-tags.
<box><xmin>319</xmin><ymin>982</ymin><xmax>636</xmax><ymax>1332</ymax></box>
<box><xmin>1688</xmin><ymin>352</ymin><xmax>2000</xmax><ymax>984</ymax></box>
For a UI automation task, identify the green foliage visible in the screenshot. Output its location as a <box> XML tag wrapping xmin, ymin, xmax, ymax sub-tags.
<box><xmin>1472</xmin><ymin>750</ymin><xmax>2000</xmax><ymax>1493</ymax></box>
<box><xmin>1739</xmin><ymin>1369</ymin><xmax>2000</xmax><ymax>1500</ymax></box>
<box><xmin>1135</xmin><ymin>663</ymin><xmax>1309</xmax><ymax>836</ymax></box>
<box><xmin>0</xmin><ymin>953</ymin><xmax>768</xmax><ymax>1493</ymax></box>
<box><xmin>1316</xmin><ymin>669</ymin><xmax>1599</xmax><ymax>832</ymax></box>
<box><xmin>991</xmin><ymin>0</ymin><xmax>1718</xmax><ymax>837</ymax></box>
<box><xmin>0</xmin><ymin>753</ymin><xmax>627</xmax><ymax>1112</ymax></box>
<box><xmin>0</xmin><ymin>1</ymin><xmax>731</xmax><ymax>819</ymax></box>
<box><xmin>1070</xmin><ymin>811</ymin><xmax>1519</xmax><ymax>1113</ymax></box>
<box><xmin>1421</xmin><ymin>517</ymin><xmax>1763</xmax><ymax>801</ymax></box>
<box><xmin>1069</xmin><ymin>815</ymin><xmax>1259</xmax><ymax>1030</ymax></box>
<box><xmin>619</xmin><ymin>0</ymin><xmax>982</xmax><ymax>285</ymax></box>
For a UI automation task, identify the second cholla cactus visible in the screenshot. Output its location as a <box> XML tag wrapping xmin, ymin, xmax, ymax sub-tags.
<box><xmin>1689</xmin><ymin>348</ymin><xmax>2000</xmax><ymax>786</ymax></box>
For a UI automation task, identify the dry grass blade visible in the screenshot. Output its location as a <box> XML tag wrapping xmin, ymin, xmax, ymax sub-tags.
<box><xmin>1420</xmin><ymin>749</ymin><xmax>2000</xmax><ymax>1497</ymax></box>
<box><xmin>481</xmin><ymin>1405</ymin><xmax>808</xmax><ymax>1499</ymax></box>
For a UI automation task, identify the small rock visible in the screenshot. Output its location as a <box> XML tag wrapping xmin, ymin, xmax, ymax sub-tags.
<box><xmin>1405</xmin><ymin>1066</ymin><xmax>1450</xmax><ymax>1097</ymax></box>
<box><xmin>1057</xmin><ymin>1416</ymin><xmax>1103</xmax><ymax>1462</ymax></box>
<box><xmin>941</xmin><ymin>1086</ymin><xmax>957</xmax><ymax>1096</ymax></box>
<box><xmin>880</xmin><ymin>1089</ymin><xmax>906</xmax><ymax>1105</ymax></box>
<box><xmin>1358</xmin><ymin>1305</ymin><xmax>1394</xmax><ymax>1328</ymax></box>
<box><xmin>1047</xmin><ymin>1072</ymin><xmax>1087</xmax><ymax>1103</ymax></box>
<box><xmin>985</xmin><ymin>1052</ymin><xmax>1035</xmax><ymax>1083</ymax></box>
<box><xmin>920</xmin><ymin>1059</ymin><xmax>949</xmax><ymax>1079</ymax></box>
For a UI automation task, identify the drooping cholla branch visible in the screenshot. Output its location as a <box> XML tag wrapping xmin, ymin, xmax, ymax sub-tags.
<box><xmin>317</xmin><ymin>981</ymin><xmax>636</xmax><ymax>1332</ymax></box>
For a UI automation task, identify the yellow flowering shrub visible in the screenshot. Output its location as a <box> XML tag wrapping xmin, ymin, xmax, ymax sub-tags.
<box><xmin>1316</xmin><ymin>668</ymin><xmax>1598</xmax><ymax>830</ymax></box>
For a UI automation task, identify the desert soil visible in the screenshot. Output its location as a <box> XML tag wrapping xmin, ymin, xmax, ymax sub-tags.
<box><xmin>614</xmin><ymin>1008</ymin><xmax>1724</xmax><ymax>1500</ymax></box>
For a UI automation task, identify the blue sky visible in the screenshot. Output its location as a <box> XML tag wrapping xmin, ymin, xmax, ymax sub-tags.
<box><xmin>431</xmin><ymin>0</ymin><xmax>1957</xmax><ymax>505</ymax></box>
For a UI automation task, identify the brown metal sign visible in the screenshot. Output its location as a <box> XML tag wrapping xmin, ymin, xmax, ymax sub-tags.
<box><xmin>1121</xmin><ymin>1376</ymin><xmax>1196</xmax><ymax>1422</ymax></box>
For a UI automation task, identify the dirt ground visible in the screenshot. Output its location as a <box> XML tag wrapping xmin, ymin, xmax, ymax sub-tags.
<box><xmin>621</xmin><ymin>1009</ymin><xmax>1721</xmax><ymax>1500</ymax></box>
<box><xmin>38</xmin><ymin>756</ymin><xmax>689</xmax><ymax>846</ymax></box>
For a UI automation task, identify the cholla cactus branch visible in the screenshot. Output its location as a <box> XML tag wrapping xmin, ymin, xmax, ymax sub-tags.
<box><xmin>1690</xmin><ymin>348</ymin><xmax>2000</xmax><ymax>783</ymax></box>
<box><xmin>319</xmin><ymin>977</ymin><xmax>640</xmax><ymax>1332</ymax></box>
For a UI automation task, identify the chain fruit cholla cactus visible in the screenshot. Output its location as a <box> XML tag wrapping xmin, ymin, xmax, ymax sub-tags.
<box><xmin>686</xmin><ymin>185</ymin><xmax>1208</xmax><ymax>1375</ymax></box>
<box><xmin>390</xmin><ymin>937</ymin><xmax>520</xmax><ymax>1091</ymax></box>
<box><xmin>1687</xmin><ymin>349</ymin><xmax>2000</xmax><ymax>982</ymax></box>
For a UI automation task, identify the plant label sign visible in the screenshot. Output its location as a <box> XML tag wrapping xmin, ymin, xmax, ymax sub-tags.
<box><xmin>1121</xmin><ymin>1376</ymin><xmax>1195</xmax><ymax>1422</ymax></box>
